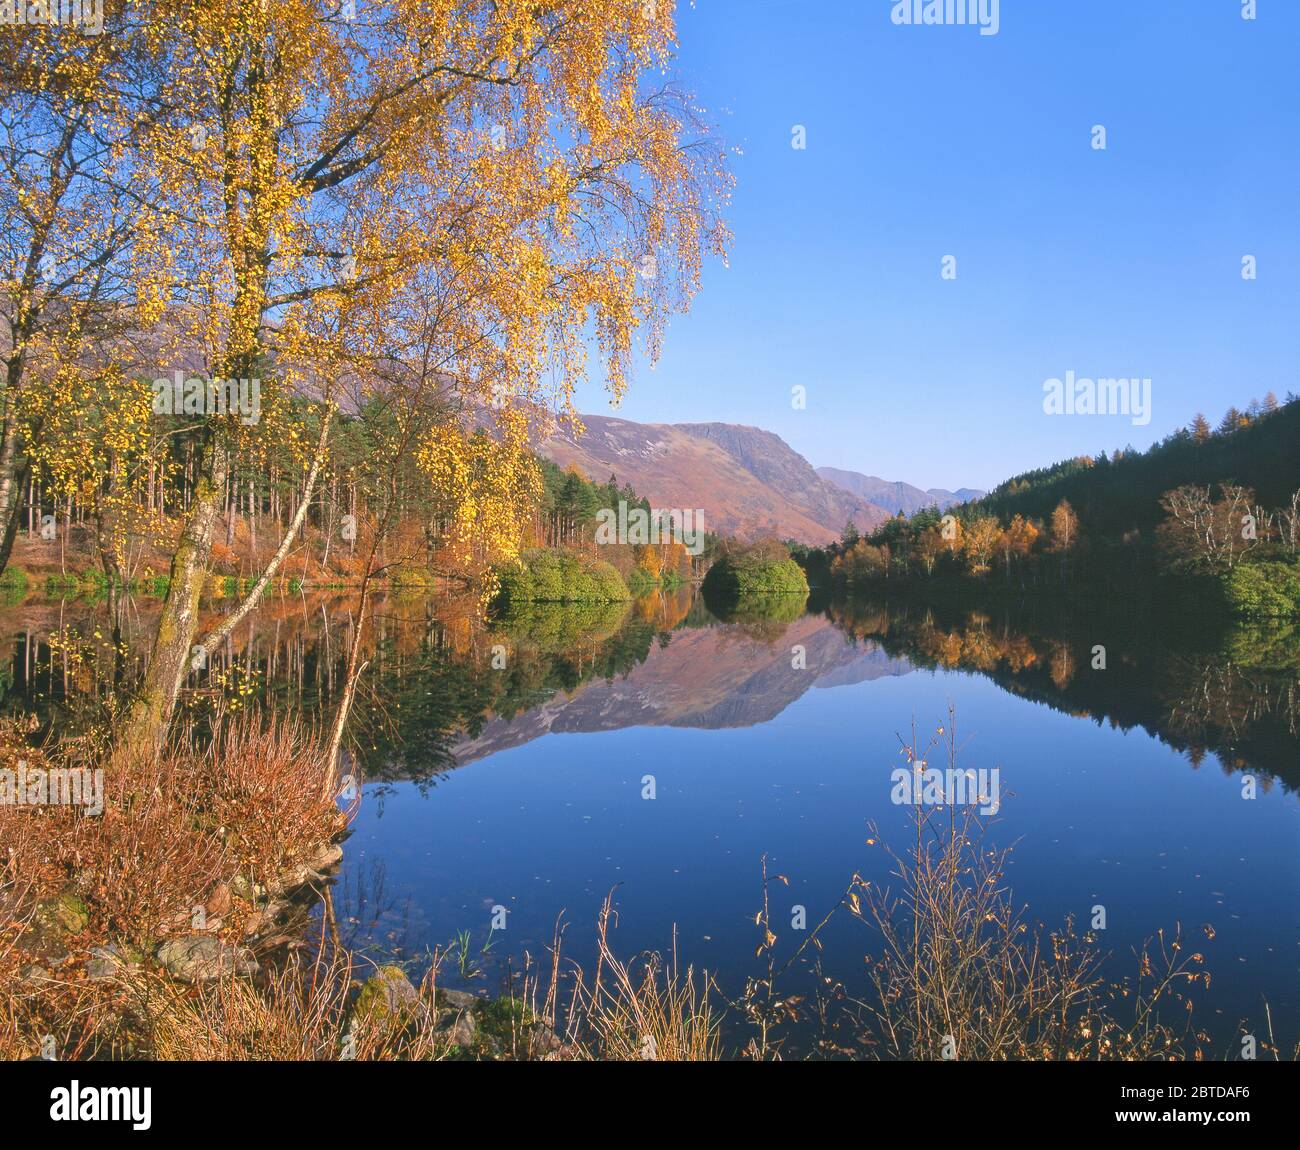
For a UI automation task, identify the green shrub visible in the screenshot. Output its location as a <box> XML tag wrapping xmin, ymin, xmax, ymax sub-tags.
<box><xmin>494</xmin><ymin>549</ymin><xmax>631</xmax><ymax>605</ymax></box>
<box><xmin>0</xmin><ymin>566</ymin><xmax>27</xmax><ymax>605</ymax></box>
<box><xmin>625</xmin><ymin>566</ymin><xmax>659</xmax><ymax>594</ymax></box>
<box><xmin>43</xmin><ymin>573</ymin><xmax>82</xmax><ymax>594</ymax></box>
<box><xmin>1222</xmin><ymin>560</ymin><xmax>1300</xmax><ymax>619</ymax></box>
<box><xmin>702</xmin><ymin>551</ymin><xmax>810</xmax><ymax>599</ymax></box>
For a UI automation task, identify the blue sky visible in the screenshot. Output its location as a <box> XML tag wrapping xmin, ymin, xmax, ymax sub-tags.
<box><xmin>571</xmin><ymin>0</ymin><xmax>1300</xmax><ymax>492</ymax></box>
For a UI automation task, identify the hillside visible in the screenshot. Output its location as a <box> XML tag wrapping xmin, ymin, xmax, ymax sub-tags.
<box><xmin>817</xmin><ymin>467</ymin><xmax>983</xmax><ymax>516</ymax></box>
<box><xmin>539</xmin><ymin>414</ymin><xmax>890</xmax><ymax>544</ymax></box>
<box><xmin>972</xmin><ymin>399</ymin><xmax>1300</xmax><ymax>538</ymax></box>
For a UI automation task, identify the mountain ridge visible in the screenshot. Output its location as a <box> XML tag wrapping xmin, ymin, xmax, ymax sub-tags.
<box><xmin>816</xmin><ymin>466</ymin><xmax>984</xmax><ymax>517</ymax></box>
<box><xmin>539</xmin><ymin>414</ymin><xmax>889</xmax><ymax>544</ymax></box>
<box><xmin>537</xmin><ymin>413</ymin><xmax>979</xmax><ymax>543</ymax></box>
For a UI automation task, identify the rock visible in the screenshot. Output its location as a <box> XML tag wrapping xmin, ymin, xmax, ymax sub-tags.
<box><xmin>35</xmin><ymin>891</ymin><xmax>89</xmax><ymax>938</ymax></box>
<box><xmin>85</xmin><ymin>944</ymin><xmax>132</xmax><ymax>981</ymax></box>
<box><xmin>156</xmin><ymin>935</ymin><xmax>258</xmax><ymax>983</ymax></box>
<box><xmin>528</xmin><ymin>1022</ymin><xmax>565</xmax><ymax>1059</ymax></box>
<box><xmin>273</xmin><ymin>842</ymin><xmax>345</xmax><ymax>895</ymax></box>
<box><xmin>84</xmin><ymin>942</ymin><xmax>143</xmax><ymax>980</ymax></box>
<box><xmin>309</xmin><ymin>842</ymin><xmax>344</xmax><ymax>871</ymax></box>
<box><xmin>353</xmin><ymin>965</ymin><xmax>421</xmax><ymax>1024</ymax></box>
<box><xmin>446</xmin><ymin>1011</ymin><xmax>478</xmax><ymax>1050</ymax></box>
<box><xmin>242</xmin><ymin>897</ymin><xmax>289</xmax><ymax>938</ymax></box>
<box><xmin>437</xmin><ymin>987</ymin><xmax>483</xmax><ymax>1011</ymax></box>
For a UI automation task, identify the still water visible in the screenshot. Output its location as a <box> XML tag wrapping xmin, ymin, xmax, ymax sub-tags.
<box><xmin>6</xmin><ymin>586</ymin><xmax>1298</xmax><ymax>1052</ymax></box>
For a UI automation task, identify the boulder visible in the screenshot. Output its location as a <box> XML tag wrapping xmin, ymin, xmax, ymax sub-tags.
<box><xmin>229</xmin><ymin>874</ymin><xmax>266</xmax><ymax>901</ymax></box>
<box><xmin>35</xmin><ymin>891</ymin><xmax>89</xmax><ymax>938</ymax></box>
<box><xmin>446</xmin><ymin>1010</ymin><xmax>478</xmax><ymax>1050</ymax></box>
<box><xmin>353</xmin><ymin>965</ymin><xmax>421</xmax><ymax>1024</ymax></box>
<box><xmin>309</xmin><ymin>842</ymin><xmax>344</xmax><ymax>871</ymax></box>
<box><xmin>528</xmin><ymin>1022</ymin><xmax>566</xmax><ymax>1059</ymax></box>
<box><xmin>85</xmin><ymin>944</ymin><xmax>138</xmax><ymax>981</ymax></box>
<box><xmin>156</xmin><ymin>935</ymin><xmax>258</xmax><ymax>983</ymax></box>
<box><xmin>436</xmin><ymin>987</ymin><xmax>484</xmax><ymax>1011</ymax></box>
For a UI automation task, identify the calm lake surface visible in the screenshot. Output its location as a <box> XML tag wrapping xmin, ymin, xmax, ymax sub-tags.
<box><xmin>6</xmin><ymin>586</ymin><xmax>1298</xmax><ymax>1053</ymax></box>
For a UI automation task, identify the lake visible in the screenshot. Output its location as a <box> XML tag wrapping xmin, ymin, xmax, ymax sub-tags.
<box><xmin>5</xmin><ymin>585</ymin><xmax>1297</xmax><ymax>1056</ymax></box>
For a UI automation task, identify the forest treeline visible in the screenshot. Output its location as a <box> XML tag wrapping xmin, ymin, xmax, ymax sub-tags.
<box><xmin>793</xmin><ymin>396</ymin><xmax>1300</xmax><ymax>616</ymax></box>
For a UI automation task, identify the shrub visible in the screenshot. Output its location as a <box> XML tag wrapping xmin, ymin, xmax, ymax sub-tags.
<box><xmin>701</xmin><ymin>549</ymin><xmax>809</xmax><ymax>599</ymax></box>
<box><xmin>0</xmin><ymin>566</ymin><xmax>27</xmax><ymax>605</ymax></box>
<box><xmin>494</xmin><ymin>550</ymin><xmax>631</xmax><ymax>605</ymax></box>
<box><xmin>389</xmin><ymin>566</ymin><xmax>433</xmax><ymax>590</ymax></box>
<box><xmin>1222</xmin><ymin>560</ymin><xmax>1300</xmax><ymax>619</ymax></box>
<box><xmin>625</xmin><ymin>566</ymin><xmax>659</xmax><ymax>594</ymax></box>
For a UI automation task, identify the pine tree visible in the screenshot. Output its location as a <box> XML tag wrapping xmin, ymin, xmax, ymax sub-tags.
<box><xmin>1191</xmin><ymin>413</ymin><xmax>1211</xmax><ymax>443</ymax></box>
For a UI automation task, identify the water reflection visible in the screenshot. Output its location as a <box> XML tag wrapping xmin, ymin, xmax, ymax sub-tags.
<box><xmin>1</xmin><ymin>585</ymin><xmax>1296</xmax><ymax>791</ymax></box>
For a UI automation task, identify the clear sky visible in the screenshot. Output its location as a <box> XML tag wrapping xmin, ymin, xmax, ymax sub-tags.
<box><xmin>570</xmin><ymin>0</ymin><xmax>1300</xmax><ymax>493</ymax></box>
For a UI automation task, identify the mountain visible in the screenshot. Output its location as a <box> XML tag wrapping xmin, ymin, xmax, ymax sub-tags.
<box><xmin>538</xmin><ymin>415</ymin><xmax>889</xmax><ymax>544</ymax></box>
<box><xmin>816</xmin><ymin>467</ymin><xmax>984</xmax><ymax>517</ymax></box>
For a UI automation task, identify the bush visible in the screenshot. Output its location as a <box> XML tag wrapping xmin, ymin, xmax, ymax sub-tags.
<box><xmin>494</xmin><ymin>550</ymin><xmax>631</xmax><ymax>605</ymax></box>
<box><xmin>701</xmin><ymin>550</ymin><xmax>810</xmax><ymax>599</ymax></box>
<box><xmin>625</xmin><ymin>566</ymin><xmax>659</xmax><ymax>594</ymax></box>
<box><xmin>389</xmin><ymin>566</ymin><xmax>433</xmax><ymax>590</ymax></box>
<box><xmin>0</xmin><ymin>566</ymin><xmax>27</xmax><ymax>604</ymax></box>
<box><xmin>1222</xmin><ymin>560</ymin><xmax>1300</xmax><ymax>619</ymax></box>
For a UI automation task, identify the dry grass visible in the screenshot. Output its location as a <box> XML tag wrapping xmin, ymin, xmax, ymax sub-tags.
<box><xmin>0</xmin><ymin>709</ymin><xmax>348</xmax><ymax>1058</ymax></box>
<box><xmin>0</xmin><ymin>705</ymin><xmax>1271</xmax><ymax>1062</ymax></box>
<box><xmin>143</xmin><ymin>943</ymin><xmax>448</xmax><ymax>1061</ymax></box>
<box><xmin>72</xmin><ymin>753</ymin><xmax>228</xmax><ymax>947</ymax></box>
<box><xmin>845</xmin><ymin>718</ymin><xmax>1211</xmax><ymax>1061</ymax></box>
<box><xmin>196</xmin><ymin>713</ymin><xmax>349</xmax><ymax>893</ymax></box>
<box><xmin>563</xmin><ymin>893</ymin><xmax>720</xmax><ymax>1061</ymax></box>
<box><xmin>732</xmin><ymin>712</ymin><xmax>1216</xmax><ymax>1061</ymax></box>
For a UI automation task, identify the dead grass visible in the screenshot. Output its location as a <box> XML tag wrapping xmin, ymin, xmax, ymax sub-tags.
<box><xmin>563</xmin><ymin>893</ymin><xmax>720</xmax><ymax>1061</ymax></box>
<box><xmin>0</xmin><ymin>709</ymin><xmax>348</xmax><ymax>1058</ymax></box>
<box><xmin>143</xmin><ymin>943</ymin><xmax>448</xmax><ymax>1061</ymax></box>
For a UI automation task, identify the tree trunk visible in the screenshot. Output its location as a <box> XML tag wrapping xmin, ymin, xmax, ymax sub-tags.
<box><xmin>0</xmin><ymin>381</ymin><xmax>29</xmax><ymax>574</ymax></box>
<box><xmin>118</xmin><ymin>435</ymin><xmax>229</xmax><ymax>755</ymax></box>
